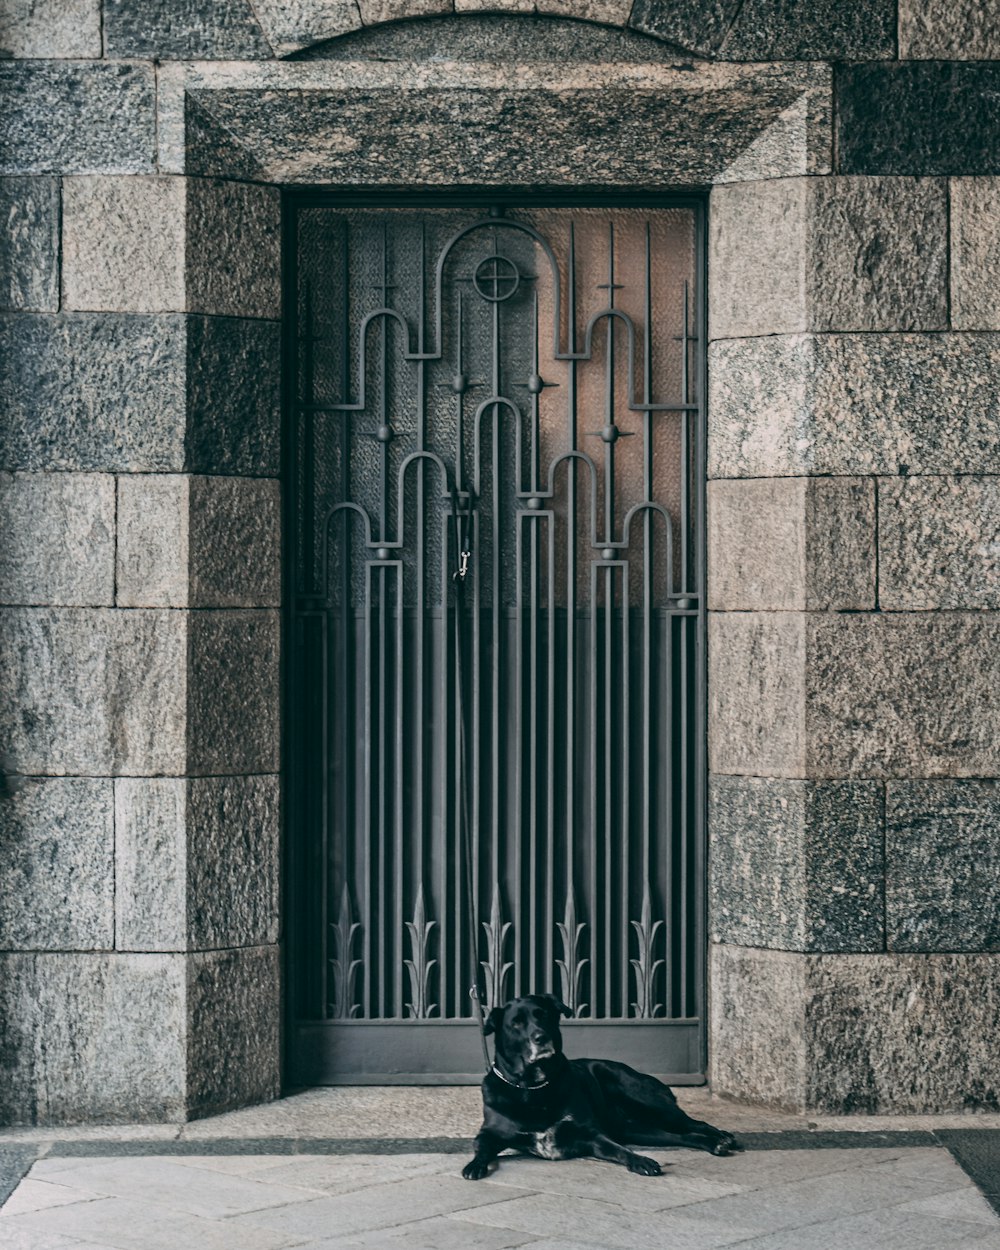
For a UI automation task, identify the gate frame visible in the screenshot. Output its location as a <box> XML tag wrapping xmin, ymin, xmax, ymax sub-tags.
<box><xmin>281</xmin><ymin>188</ymin><xmax>710</xmax><ymax>1086</ymax></box>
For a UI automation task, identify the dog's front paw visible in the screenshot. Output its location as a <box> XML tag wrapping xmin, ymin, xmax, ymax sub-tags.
<box><xmin>627</xmin><ymin>1154</ymin><xmax>663</xmax><ymax>1176</ymax></box>
<box><xmin>462</xmin><ymin>1158</ymin><xmax>492</xmax><ymax>1180</ymax></box>
<box><xmin>710</xmin><ymin>1132</ymin><xmax>742</xmax><ymax>1156</ymax></box>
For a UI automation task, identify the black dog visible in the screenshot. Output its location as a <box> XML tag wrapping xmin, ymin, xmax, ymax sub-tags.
<box><xmin>462</xmin><ymin>994</ymin><xmax>741</xmax><ymax>1179</ymax></box>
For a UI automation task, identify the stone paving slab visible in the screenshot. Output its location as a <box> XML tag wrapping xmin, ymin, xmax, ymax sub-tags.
<box><xmin>3</xmin><ymin>1147</ymin><xmax>999</xmax><ymax>1250</ymax></box>
<box><xmin>5</xmin><ymin>1086</ymin><xmax>1000</xmax><ymax>1143</ymax></box>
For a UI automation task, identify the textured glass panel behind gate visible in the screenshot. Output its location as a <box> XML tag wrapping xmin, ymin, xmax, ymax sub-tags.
<box><xmin>290</xmin><ymin>202</ymin><xmax>704</xmax><ymax>1070</ymax></box>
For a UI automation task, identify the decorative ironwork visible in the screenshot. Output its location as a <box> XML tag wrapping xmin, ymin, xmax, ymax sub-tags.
<box><xmin>630</xmin><ymin>890</ymin><xmax>666</xmax><ymax>1019</ymax></box>
<box><xmin>481</xmin><ymin>891</ymin><xmax>514</xmax><ymax>1014</ymax></box>
<box><xmin>288</xmin><ymin>200</ymin><xmax>706</xmax><ymax>1081</ymax></box>
<box><xmin>330</xmin><ymin>883</ymin><xmax>362</xmax><ymax>1019</ymax></box>
<box><xmin>404</xmin><ymin>885</ymin><xmax>438</xmax><ymax>1019</ymax></box>
<box><xmin>555</xmin><ymin>888</ymin><xmax>589</xmax><ymax>1018</ymax></box>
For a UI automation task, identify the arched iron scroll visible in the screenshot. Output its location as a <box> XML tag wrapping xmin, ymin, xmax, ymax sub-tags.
<box><xmin>288</xmin><ymin>201</ymin><xmax>706</xmax><ymax>1082</ymax></box>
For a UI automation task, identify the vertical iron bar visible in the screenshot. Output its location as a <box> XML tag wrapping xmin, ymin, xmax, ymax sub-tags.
<box><xmin>528</xmin><ymin>290</ymin><xmax>542</xmax><ymax>994</ymax></box>
<box><xmin>545</xmin><ymin>506</ymin><xmax>556</xmax><ymax>993</ymax></box>
<box><xmin>589</xmin><ymin>561</ymin><xmax>599</xmax><ymax>1016</ymax></box>
<box><xmin>394</xmin><ymin>561</ymin><xmax>405</xmax><ymax>1019</ymax></box>
<box><xmin>678</xmin><ymin>278</ymin><xmax>691</xmax><ymax>1017</ymax></box>
<box><xmin>414</xmin><ymin>225</ymin><xmax>428</xmax><ymax>1007</ymax></box>
<box><xmin>603</xmin><ymin>563</ymin><xmax>613</xmax><ymax>1019</ymax></box>
<box><xmin>620</xmin><ymin>564</ymin><xmax>630</xmax><ymax>1018</ymax></box>
<box><xmin>694</xmin><ymin>202</ymin><xmax>708</xmax><ymax>1049</ymax></box>
<box><xmin>490</xmin><ymin>291</ymin><xmax>502</xmax><ymax>925</ymax></box>
<box><xmin>680</xmin><ymin>281</ymin><xmax>690</xmax><ymax>596</ymax></box>
<box><xmin>565</xmin><ymin>222</ymin><xmax>580</xmax><ymax>1009</ymax></box>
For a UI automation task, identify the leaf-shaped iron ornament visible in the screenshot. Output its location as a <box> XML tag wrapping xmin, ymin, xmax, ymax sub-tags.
<box><xmin>404</xmin><ymin>885</ymin><xmax>438</xmax><ymax>1019</ymax></box>
<box><xmin>330</xmin><ymin>882</ymin><xmax>361</xmax><ymax>1019</ymax></box>
<box><xmin>630</xmin><ymin>889</ymin><xmax>665</xmax><ymax>1019</ymax></box>
<box><xmin>481</xmin><ymin>890</ymin><xmax>513</xmax><ymax>1013</ymax></box>
<box><xmin>555</xmin><ymin>887</ymin><xmax>589</xmax><ymax>1017</ymax></box>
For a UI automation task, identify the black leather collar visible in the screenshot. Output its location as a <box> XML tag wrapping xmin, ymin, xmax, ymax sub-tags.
<box><xmin>491</xmin><ymin>1063</ymin><xmax>550</xmax><ymax>1090</ymax></box>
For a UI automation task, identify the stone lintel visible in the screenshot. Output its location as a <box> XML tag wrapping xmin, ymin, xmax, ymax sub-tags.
<box><xmin>155</xmin><ymin>59</ymin><xmax>831</xmax><ymax>183</ymax></box>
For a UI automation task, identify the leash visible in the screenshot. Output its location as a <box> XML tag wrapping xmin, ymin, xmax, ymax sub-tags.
<box><xmin>449</xmin><ymin>484</ymin><xmax>491</xmax><ymax>1076</ymax></box>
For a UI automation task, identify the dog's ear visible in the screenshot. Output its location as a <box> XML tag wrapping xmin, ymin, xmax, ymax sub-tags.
<box><xmin>541</xmin><ymin>993</ymin><xmax>572</xmax><ymax>1018</ymax></box>
<box><xmin>483</xmin><ymin>1005</ymin><xmax>506</xmax><ymax>1037</ymax></box>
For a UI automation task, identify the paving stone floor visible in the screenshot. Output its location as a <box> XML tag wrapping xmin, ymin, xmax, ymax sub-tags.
<box><xmin>2</xmin><ymin>1090</ymin><xmax>1000</xmax><ymax>1249</ymax></box>
<box><xmin>2</xmin><ymin>1144</ymin><xmax>999</xmax><ymax>1249</ymax></box>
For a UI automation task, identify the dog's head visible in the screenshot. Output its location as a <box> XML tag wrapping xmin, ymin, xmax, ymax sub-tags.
<box><xmin>485</xmin><ymin>994</ymin><xmax>572</xmax><ymax>1075</ymax></box>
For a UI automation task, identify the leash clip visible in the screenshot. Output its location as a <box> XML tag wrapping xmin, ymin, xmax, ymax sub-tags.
<box><xmin>455</xmin><ymin>549</ymin><xmax>471</xmax><ymax>582</ymax></box>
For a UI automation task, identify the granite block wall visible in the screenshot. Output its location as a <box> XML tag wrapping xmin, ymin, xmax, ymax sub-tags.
<box><xmin>2</xmin><ymin>0</ymin><xmax>999</xmax><ymax>1120</ymax></box>
<box><xmin>0</xmin><ymin>166</ymin><xmax>281</xmax><ymax>1122</ymax></box>
<box><xmin>708</xmin><ymin>163</ymin><xmax>1000</xmax><ymax>1112</ymax></box>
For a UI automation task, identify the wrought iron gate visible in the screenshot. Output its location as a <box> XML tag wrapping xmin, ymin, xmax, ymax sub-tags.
<box><xmin>287</xmin><ymin>197</ymin><xmax>706</xmax><ymax>1083</ymax></box>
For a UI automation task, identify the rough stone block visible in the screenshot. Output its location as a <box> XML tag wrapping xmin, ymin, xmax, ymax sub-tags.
<box><xmin>115</xmin><ymin>775</ymin><xmax>279</xmax><ymax>952</ymax></box>
<box><xmin>104</xmin><ymin>0</ymin><xmax>271</xmax><ymax>59</ymax></box>
<box><xmin>116</xmin><ymin>476</ymin><xmax>189</xmax><ymax>609</ymax></box>
<box><xmin>806</xmin><ymin>613</ymin><xmax>1000</xmax><ymax>780</ymax></box>
<box><xmin>0</xmin><ymin>178</ymin><xmax>59</xmax><ymax>311</ymax></box>
<box><xmin>62</xmin><ymin>177</ymin><xmax>280</xmax><ymax>318</ymax></box>
<box><xmin>115</xmin><ymin>779</ymin><xmax>188</xmax><ymax>952</ymax></box>
<box><xmin>718</xmin><ymin>0</ymin><xmax>895</xmax><ymax>60</ymax></box>
<box><xmin>455</xmin><ymin>0</ymin><xmax>533</xmax><ymax>11</ymax></box>
<box><xmin>804</xmin><ymin>952</ymin><xmax>1000</xmax><ymax>1113</ymax></box>
<box><xmin>886</xmin><ymin>780</ymin><xmax>1000</xmax><ymax>953</ymax></box>
<box><xmin>62</xmin><ymin>177</ymin><xmax>187</xmax><ymax>314</ymax></box>
<box><xmin>536</xmin><ymin>0</ymin><xmax>632</xmax><ymax>22</ymax></box>
<box><xmin>806</xmin><ymin>177</ymin><xmax>947</xmax><ymax>332</ymax></box>
<box><xmin>878</xmin><ymin>475</ymin><xmax>1000</xmax><ymax>611</ymax></box>
<box><xmin>0</xmin><ymin>62</ymin><xmax>155</xmax><ymax>176</ymax></box>
<box><xmin>711</xmin><ymin>611</ymin><xmax>1000</xmax><ymax>779</ymax></box>
<box><xmin>185</xmin><ymin>316</ymin><xmax>282</xmax><ymax>477</ymax></box>
<box><xmin>187</xmin><ymin>610</ymin><xmax>280</xmax><ymax>775</ymax></box>
<box><xmin>951</xmin><ymin>178</ymin><xmax>1000</xmax><ymax>330</ymax></box>
<box><xmin>709</xmin><ymin>777</ymin><xmax>884</xmax><ymax>953</ymax></box>
<box><xmin>0</xmin><ymin>953</ymin><xmax>187</xmax><ymax>1124</ymax></box>
<box><xmin>0</xmin><ymin>313</ymin><xmax>187</xmax><ymax>473</ymax></box>
<box><xmin>709</xmin><ymin>944</ymin><xmax>806</xmax><ymax>1110</ymax></box>
<box><xmin>710</xmin><ymin>177</ymin><xmax>947</xmax><ymax>339</ymax></box>
<box><xmin>708</xmin><ymin>333</ymin><xmax>1000</xmax><ymax>479</ymax></box>
<box><xmin>117</xmin><ymin>475</ymin><xmax>281</xmax><ymax>609</ymax></box>
<box><xmin>0</xmin><ymin>472</ymin><xmax>114</xmax><ymax>606</ymax></box>
<box><xmin>707</xmin><ymin>477</ymin><xmax>874</xmax><ymax>611</ymax></box>
<box><xmin>0</xmin><ymin>777</ymin><xmax>113</xmax><ymax>951</ymax></box>
<box><xmin>187</xmin><ymin>946</ymin><xmax>280</xmax><ymax>1118</ymax></box>
<box><xmin>711</xmin><ymin>944</ymin><xmax>1000</xmax><ymax>1112</ymax></box>
<box><xmin>708</xmin><ymin>612</ymin><xmax>805</xmax><ymax>779</ymax></box>
<box><xmin>186</xmin><ymin>180</ymin><xmax>281</xmax><ymax>321</ymax></box>
<box><xmin>0</xmin><ymin>0</ymin><xmax>101</xmax><ymax>57</ymax></box>
<box><xmin>0</xmin><ymin>608</ymin><xmax>187</xmax><ymax>776</ymax></box>
<box><xmin>0</xmin><ymin>314</ymin><xmax>280</xmax><ymax>474</ymax></box>
<box><xmin>709</xmin><ymin>178</ymin><xmax>807</xmax><ymax>340</ymax></box>
<box><xmin>188</xmin><ymin>476</ymin><xmax>281</xmax><ymax>608</ymax></box>
<box><xmin>837</xmin><ymin>62</ymin><xmax>1000</xmax><ymax>176</ymax></box>
<box><xmin>253</xmin><ymin>0</ymin><xmax>361</xmax><ymax>55</ymax></box>
<box><xmin>628</xmin><ymin>0</ymin><xmax>741</xmax><ymax>56</ymax></box>
<box><xmin>187</xmin><ymin>776</ymin><xmax>280</xmax><ymax>950</ymax></box>
<box><xmin>899</xmin><ymin>0</ymin><xmax>1000</xmax><ymax>60</ymax></box>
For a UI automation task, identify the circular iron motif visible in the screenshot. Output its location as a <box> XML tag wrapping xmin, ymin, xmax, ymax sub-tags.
<box><xmin>473</xmin><ymin>254</ymin><xmax>520</xmax><ymax>302</ymax></box>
